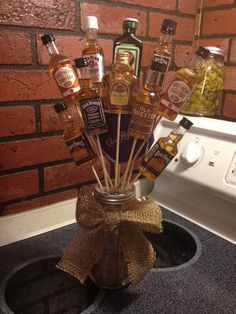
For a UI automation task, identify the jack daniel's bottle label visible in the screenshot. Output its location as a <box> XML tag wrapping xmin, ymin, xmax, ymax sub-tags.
<box><xmin>66</xmin><ymin>135</ymin><xmax>92</xmax><ymax>164</ymax></box>
<box><xmin>99</xmin><ymin>113</ymin><xmax>151</xmax><ymax>163</ymax></box>
<box><xmin>148</xmin><ymin>54</ymin><xmax>171</xmax><ymax>88</ymax></box>
<box><xmin>144</xmin><ymin>142</ymin><xmax>174</xmax><ymax>177</ymax></box>
<box><xmin>79</xmin><ymin>97</ymin><xmax>106</xmax><ymax>132</ymax></box>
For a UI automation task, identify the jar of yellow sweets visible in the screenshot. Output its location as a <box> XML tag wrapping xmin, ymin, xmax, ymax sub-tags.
<box><xmin>181</xmin><ymin>46</ymin><xmax>225</xmax><ymax>117</ymax></box>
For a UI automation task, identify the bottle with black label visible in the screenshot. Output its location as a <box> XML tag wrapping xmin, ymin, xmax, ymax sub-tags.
<box><xmin>139</xmin><ymin>117</ymin><xmax>193</xmax><ymax>181</ymax></box>
<box><xmin>128</xmin><ymin>60</ymin><xmax>161</xmax><ymax>140</ymax></box>
<box><xmin>74</xmin><ymin>57</ymin><xmax>107</xmax><ymax>135</ymax></box>
<box><xmin>150</xmin><ymin>19</ymin><xmax>177</xmax><ymax>93</ymax></box>
<box><xmin>54</xmin><ymin>103</ymin><xmax>97</xmax><ymax>167</ymax></box>
<box><xmin>113</xmin><ymin>18</ymin><xmax>143</xmax><ymax>77</ymax></box>
<box><xmin>82</xmin><ymin>16</ymin><xmax>104</xmax><ymax>93</ymax></box>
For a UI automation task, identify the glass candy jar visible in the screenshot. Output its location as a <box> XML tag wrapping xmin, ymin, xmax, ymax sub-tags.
<box><xmin>90</xmin><ymin>185</ymin><xmax>136</xmax><ymax>289</ymax></box>
<box><xmin>181</xmin><ymin>46</ymin><xmax>225</xmax><ymax>117</ymax></box>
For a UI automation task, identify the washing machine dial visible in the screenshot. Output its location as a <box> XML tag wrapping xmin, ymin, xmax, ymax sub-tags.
<box><xmin>180</xmin><ymin>142</ymin><xmax>204</xmax><ymax>167</ymax></box>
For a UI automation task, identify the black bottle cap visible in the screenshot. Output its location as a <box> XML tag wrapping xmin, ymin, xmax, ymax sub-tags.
<box><xmin>179</xmin><ymin>117</ymin><xmax>193</xmax><ymax>130</ymax></box>
<box><xmin>41</xmin><ymin>34</ymin><xmax>55</xmax><ymax>45</ymax></box>
<box><xmin>161</xmin><ymin>19</ymin><xmax>177</xmax><ymax>35</ymax></box>
<box><xmin>195</xmin><ymin>46</ymin><xmax>211</xmax><ymax>59</ymax></box>
<box><xmin>54</xmin><ymin>102</ymin><xmax>67</xmax><ymax>113</ymax></box>
<box><xmin>74</xmin><ymin>57</ymin><xmax>88</xmax><ymax>68</ymax></box>
<box><xmin>123</xmin><ymin>18</ymin><xmax>138</xmax><ymax>29</ymax></box>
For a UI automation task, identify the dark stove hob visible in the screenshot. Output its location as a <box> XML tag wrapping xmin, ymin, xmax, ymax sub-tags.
<box><xmin>1</xmin><ymin>220</ymin><xmax>201</xmax><ymax>314</ymax></box>
<box><xmin>146</xmin><ymin>220</ymin><xmax>200</xmax><ymax>269</ymax></box>
<box><xmin>3</xmin><ymin>256</ymin><xmax>101</xmax><ymax>314</ymax></box>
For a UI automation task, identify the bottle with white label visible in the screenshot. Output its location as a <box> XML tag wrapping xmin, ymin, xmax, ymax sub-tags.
<box><xmin>113</xmin><ymin>18</ymin><xmax>143</xmax><ymax>77</ymax></box>
<box><xmin>54</xmin><ymin>103</ymin><xmax>97</xmax><ymax>167</ymax></box>
<box><xmin>41</xmin><ymin>34</ymin><xmax>83</xmax><ymax>127</ymax></box>
<box><xmin>157</xmin><ymin>46</ymin><xmax>211</xmax><ymax>121</ymax></box>
<box><xmin>139</xmin><ymin>117</ymin><xmax>193</xmax><ymax>181</ymax></box>
<box><xmin>82</xmin><ymin>16</ymin><xmax>104</xmax><ymax>93</ymax></box>
<box><xmin>74</xmin><ymin>57</ymin><xmax>107</xmax><ymax>136</ymax></box>
<box><xmin>150</xmin><ymin>19</ymin><xmax>177</xmax><ymax>94</ymax></box>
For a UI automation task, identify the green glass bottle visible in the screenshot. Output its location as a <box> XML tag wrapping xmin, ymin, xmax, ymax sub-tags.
<box><xmin>113</xmin><ymin>18</ymin><xmax>143</xmax><ymax>77</ymax></box>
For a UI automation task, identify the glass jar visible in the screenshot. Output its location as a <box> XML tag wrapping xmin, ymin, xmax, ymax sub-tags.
<box><xmin>90</xmin><ymin>185</ymin><xmax>136</xmax><ymax>289</ymax></box>
<box><xmin>181</xmin><ymin>46</ymin><xmax>225</xmax><ymax>117</ymax></box>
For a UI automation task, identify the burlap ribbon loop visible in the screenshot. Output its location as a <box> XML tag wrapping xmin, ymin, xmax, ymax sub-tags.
<box><xmin>57</xmin><ymin>186</ymin><xmax>162</xmax><ymax>286</ymax></box>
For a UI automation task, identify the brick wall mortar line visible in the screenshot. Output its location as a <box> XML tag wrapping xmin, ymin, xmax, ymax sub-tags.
<box><xmin>0</xmin><ymin>159</ymin><xmax>73</xmax><ymax>177</ymax></box>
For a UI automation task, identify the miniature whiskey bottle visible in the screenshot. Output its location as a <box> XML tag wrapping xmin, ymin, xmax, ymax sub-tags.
<box><xmin>41</xmin><ymin>34</ymin><xmax>83</xmax><ymax>127</ymax></box>
<box><xmin>150</xmin><ymin>19</ymin><xmax>177</xmax><ymax>93</ymax></box>
<box><xmin>82</xmin><ymin>16</ymin><xmax>104</xmax><ymax>91</ymax></box>
<box><xmin>128</xmin><ymin>61</ymin><xmax>161</xmax><ymax>139</ymax></box>
<box><xmin>113</xmin><ymin>18</ymin><xmax>143</xmax><ymax>77</ymax></box>
<box><xmin>74</xmin><ymin>57</ymin><xmax>107</xmax><ymax>136</ymax></box>
<box><xmin>139</xmin><ymin>117</ymin><xmax>193</xmax><ymax>181</ymax></box>
<box><xmin>41</xmin><ymin>34</ymin><xmax>80</xmax><ymax>100</ymax></box>
<box><xmin>54</xmin><ymin>102</ymin><xmax>97</xmax><ymax>167</ymax></box>
<box><xmin>102</xmin><ymin>52</ymin><xmax>137</xmax><ymax>114</ymax></box>
<box><xmin>157</xmin><ymin>46</ymin><xmax>210</xmax><ymax>121</ymax></box>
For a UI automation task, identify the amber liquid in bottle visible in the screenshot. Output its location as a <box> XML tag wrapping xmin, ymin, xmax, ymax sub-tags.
<box><xmin>55</xmin><ymin>104</ymin><xmax>97</xmax><ymax>167</ymax></box>
<box><xmin>77</xmin><ymin>78</ymin><xmax>107</xmax><ymax>135</ymax></box>
<box><xmin>157</xmin><ymin>46</ymin><xmax>210</xmax><ymax>121</ymax></box>
<box><xmin>151</xmin><ymin>19</ymin><xmax>177</xmax><ymax>93</ymax></box>
<box><xmin>113</xmin><ymin>18</ymin><xmax>143</xmax><ymax>77</ymax></box>
<box><xmin>139</xmin><ymin>118</ymin><xmax>193</xmax><ymax>180</ymax></box>
<box><xmin>157</xmin><ymin>68</ymin><xmax>198</xmax><ymax>121</ymax></box>
<box><xmin>128</xmin><ymin>81</ymin><xmax>159</xmax><ymax>140</ymax></box>
<box><xmin>102</xmin><ymin>53</ymin><xmax>137</xmax><ymax>114</ymax></box>
<box><xmin>82</xmin><ymin>18</ymin><xmax>104</xmax><ymax>93</ymax></box>
<box><xmin>41</xmin><ymin>35</ymin><xmax>84</xmax><ymax>128</ymax></box>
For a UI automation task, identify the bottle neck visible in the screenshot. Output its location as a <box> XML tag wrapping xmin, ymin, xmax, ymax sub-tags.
<box><xmin>45</xmin><ymin>41</ymin><xmax>59</xmax><ymax>56</ymax></box>
<box><xmin>123</xmin><ymin>27</ymin><xmax>136</xmax><ymax>35</ymax></box>
<box><xmin>159</xmin><ymin>33</ymin><xmax>173</xmax><ymax>44</ymax></box>
<box><xmin>85</xmin><ymin>28</ymin><xmax>98</xmax><ymax>41</ymax></box>
<box><xmin>168</xmin><ymin>125</ymin><xmax>187</xmax><ymax>144</ymax></box>
<box><xmin>58</xmin><ymin>110</ymin><xmax>80</xmax><ymax>136</ymax></box>
<box><xmin>79</xmin><ymin>78</ymin><xmax>93</xmax><ymax>89</ymax></box>
<box><xmin>113</xmin><ymin>62</ymin><xmax>130</xmax><ymax>73</ymax></box>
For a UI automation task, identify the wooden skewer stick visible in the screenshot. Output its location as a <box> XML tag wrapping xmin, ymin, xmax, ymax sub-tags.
<box><xmin>95</xmin><ymin>134</ymin><xmax>110</xmax><ymax>191</ymax></box>
<box><xmin>91</xmin><ymin>137</ymin><xmax>114</xmax><ymax>189</ymax></box>
<box><xmin>121</xmin><ymin>137</ymin><xmax>137</xmax><ymax>190</ymax></box>
<box><xmin>129</xmin><ymin>171</ymin><xmax>142</xmax><ymax>188</ymax></box>
<box><xmin>126</xmin><ymin>116</ymin><xmax>162</xmax><ymax>187</ymax></box>
<box><xmin>126</xmin><ymin>161</ymin><xmax>135</xmax><ymax>187</ymax></box>
<box><xmin>115</xmin><ymin>114</ymin><xmax>121</xmax><ymax>189</ymax></box>
<box><xmin>92</xmin><ymin>166</ymin><xmax>104</xmax><ymax>191</ymax></box>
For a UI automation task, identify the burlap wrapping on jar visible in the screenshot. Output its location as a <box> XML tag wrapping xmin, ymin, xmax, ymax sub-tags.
<box><xmin>57</xmin><ymin>186</ymin><xmax>162</xmax><ymax>286</ymax></box>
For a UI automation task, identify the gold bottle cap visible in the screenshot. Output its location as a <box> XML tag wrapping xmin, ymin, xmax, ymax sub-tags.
<box><xmin>114</xmin><ymin>52</ymin><xmax>130</xmax><ymax>66</ymax></box>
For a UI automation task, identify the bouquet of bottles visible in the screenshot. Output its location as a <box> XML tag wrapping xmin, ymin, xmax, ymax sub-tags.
<box><xmin>41</xmin><ymin>16</ymin><xmax>211</xmax><ymax>289</ymax></box>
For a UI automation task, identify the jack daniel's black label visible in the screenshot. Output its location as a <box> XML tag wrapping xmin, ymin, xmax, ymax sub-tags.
<box><xmin>79</xmin><ymin>97</ymin><xmax>106</xmax><ymax>132</ymax></box>
<box><xmin>150</xmin><ymin>54</ymin><xmax>171</xmax><ymax>88</ymax></box>
<box><xmin>99</xmin><ymin>113</ymin><xmax>153</xmax><ymax>163</ymax></box>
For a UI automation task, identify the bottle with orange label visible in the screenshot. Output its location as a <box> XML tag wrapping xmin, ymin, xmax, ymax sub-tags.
<box><xmin>41</xmin><ymin>34</ymin><xmax>83</xmax><ymax>127</ymax></box>
<box><xmin>102</xmin><ymin>52</ymin><xmax>137</xmax><ymax>114</ymax></box>
<box><xmin>157</xmin><ymin>46</ymin><xmax>210</xmax><ymax>121</ymax></box>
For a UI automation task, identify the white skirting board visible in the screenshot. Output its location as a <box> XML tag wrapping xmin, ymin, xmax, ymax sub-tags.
<box><xmin>0</xmin><ymin>198</ymin><xmax>77</xmax><ymax>247</ymax></box>
<box><xmin>0</xmin><ymin>179</ymin><xmax>155</xmax><ymax>248</ymax></box>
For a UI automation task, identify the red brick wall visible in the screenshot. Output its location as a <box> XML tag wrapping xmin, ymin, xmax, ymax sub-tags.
<box><xmin>0</xmin><ymin>0</ymin><xmax>208</xmax><ymax>216</ymax></box>
<box><xmin>198</xmin><ymin>0</ymin><xmax>236</xmax><ymax>119</ymax></box>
